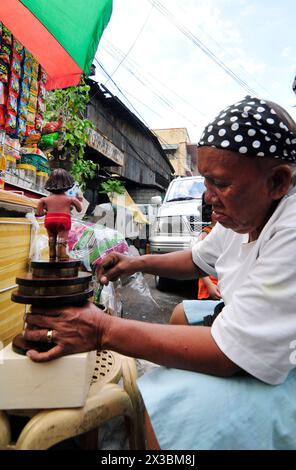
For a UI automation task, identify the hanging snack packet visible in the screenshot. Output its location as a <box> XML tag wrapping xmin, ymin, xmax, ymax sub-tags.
<box><xmin>12</xmin><ymin>37</ymin><xmax>23</xmax><ymax>59</ymax></box>
<box><xmin>5</xmin><ymin>112</ymin><xmax>17</xmax><ymax>134</ymax></box>
<box><xmin>0</xmin><ymin>82</ymin><xmax>7</xmax><ymax>105</ymax></box>
<box><xmin>0</xmin><ymin>59</ymin><xmax>9</xmax><ymax>83</ymax></box>
<box><xmin>1</xmin><ymin>24</ymin><xmax>12</xmax><ymax>46</ymax></box>
<box><xmin>9</xmin><ymin>73</ymin><xmax>20</xmax><ymax>95</ymax></box>
<box><xmin>0</xmin><ymin>41</ymin><xmax>11</xmax><ymax>65</ymax></box>
<box><xmin>0</xmin><ymin>105</ymin><xmax>6</xmax><ymax>129</ymax></box>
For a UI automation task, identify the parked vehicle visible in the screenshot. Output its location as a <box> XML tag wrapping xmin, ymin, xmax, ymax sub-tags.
<box><xmin>149</xmin><ymin>176</ymin><xmax>205</xmax><ymax>290</ymax></box>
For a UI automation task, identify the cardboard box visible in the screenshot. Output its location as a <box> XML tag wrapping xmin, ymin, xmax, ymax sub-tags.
<box><xmin>0</xmin><ymin>343</ymin><xmax>96</xmax><ymax>409</ymax></box>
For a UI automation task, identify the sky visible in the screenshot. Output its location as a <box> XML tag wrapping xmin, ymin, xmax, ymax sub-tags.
<box><xmin>94</xmin><ymin>0</ymin><xmax>296</xmax><ymax>143</ymax></box>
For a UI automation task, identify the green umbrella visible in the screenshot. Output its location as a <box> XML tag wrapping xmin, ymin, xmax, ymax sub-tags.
<box><xmin>0</xmin><ymin>0</ymin><xmax>112</xmax><ymax>89</ymax></box>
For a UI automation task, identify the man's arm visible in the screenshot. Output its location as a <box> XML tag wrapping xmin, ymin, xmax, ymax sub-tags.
<box><xmin>98</xmin><ymin>250</ymin><xmax>208</xmax><ymax>284</ymax></box>
<box><xmin>102</xmin><ymin>315</ymin><xmax>240</xmax><ymax>377</ymax></box>
<box><xmin>24</xmin><ymin>302</ymin><xmax>240</xmax><ymax>377</ymax></box>
<box><xmin>202</xmin><ymin>276</ymin><xmax>221</xmax><ymax>300</ymax></box>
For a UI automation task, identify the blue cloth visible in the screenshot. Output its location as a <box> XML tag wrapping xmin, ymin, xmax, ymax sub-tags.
<box><xmin>183</xmin><ymin>299</ymin><xmax>221</xmax><ymax>325</ymax></box>
<box><xmin>138</xmin><ymin>367</ymin><xmax>296</xmax><ymax>450</ymax></box>
<box><xmin>137</xmin><ymin>299</ymin><xmax>296</xmax><ymax>449</ymax></box>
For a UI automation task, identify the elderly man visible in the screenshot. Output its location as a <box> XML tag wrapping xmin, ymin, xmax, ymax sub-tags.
<box><xmin>24</xmin><ymin>96</ymin><xmax>296</xmax><ymax>450</ymax></box>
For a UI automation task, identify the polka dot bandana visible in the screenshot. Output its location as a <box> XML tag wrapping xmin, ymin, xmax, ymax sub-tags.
<box><xmin>198</xmin><ymin>96</ymin><xmax>296</xmax><ymax>162</ymax></box>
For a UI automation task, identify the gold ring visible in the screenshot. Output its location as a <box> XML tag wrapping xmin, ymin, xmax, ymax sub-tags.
<box><xmin>47</xmin><ymin>329</ymin><xmax>53</xmax><ymax>343</ymax></box>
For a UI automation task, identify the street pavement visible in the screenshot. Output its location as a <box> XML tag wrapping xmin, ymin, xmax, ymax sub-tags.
<box><xmin>122</xmin><ymin>273</ymin><xmax>198</xmax><ymax>324</ymax></box>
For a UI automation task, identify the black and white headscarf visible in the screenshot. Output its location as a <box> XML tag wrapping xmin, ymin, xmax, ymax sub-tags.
<box><xmin>198</xmin><ymin>96</ymin><xmax>296</xmax><ymax>162</ymax></box>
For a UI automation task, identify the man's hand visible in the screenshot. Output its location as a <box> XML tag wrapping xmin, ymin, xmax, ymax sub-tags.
<box><xmin>207</xmin><ymin>283</ymin><xmax>222</xmax><ymax>300</ymax></box>
<box><xmin>23</xmin><ymin>301</ymin><xmax>111</xmax><ymax>362</ymax></box>
<box><xmin>97</xmin><ymin>253</ymin><xmax>139</xmax><ymax>285</ymax></box>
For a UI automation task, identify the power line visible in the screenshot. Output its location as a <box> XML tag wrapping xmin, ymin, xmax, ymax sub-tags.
<box><xmin>147</xmin><ymin>0</ymin><xmax>259</xmax><ymax>96</ymax></box>
<box><xmin>103</xmin><ymin>38</ymin><xmax>208</xmax><ymax>119</ymax></box>
<box><xmin>101</xmin><ymin>41</ymin><xmax>202</xmax><ymax>129</ymax></box>
<box><xmin>95</xmin><ymin>59</ymin><xmax>193</xmax><ymax>167</ymax></box>
<box><xmin>172</xmin><ymin>0</ymin><xmax>276</xmax><ymax>100</ymax></box>
<box><xmin>104</xmin><ymin>5</ymin><xmax>154</xmax><ymax>84</ymax></box>
<box><xmin>117</xmin><ymin>85</ymin><xmax>164</xmax><ymax>119</ymax></box>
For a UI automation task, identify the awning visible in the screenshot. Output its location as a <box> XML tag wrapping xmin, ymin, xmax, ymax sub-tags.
<box><xmin>0</xmin><ymin>0</ymin><xmax>112</xmax><ymax>90</ymax></box>
<box><xmin>109</xmin><ymin>190</ymin><xmax>149</xmax><ymax>224</ymax></box>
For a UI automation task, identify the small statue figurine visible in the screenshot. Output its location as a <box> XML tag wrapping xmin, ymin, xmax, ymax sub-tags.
<box><xmin>36</xmin><ymin>168</ymin><xmax>83</xmax><ymax>261</ymax></box>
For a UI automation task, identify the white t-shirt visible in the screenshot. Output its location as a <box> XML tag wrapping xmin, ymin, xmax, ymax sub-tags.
<box><xmin>192</xmin><ymin>187</ymin><xmax>296</xmax><ymax>385</ymax></box>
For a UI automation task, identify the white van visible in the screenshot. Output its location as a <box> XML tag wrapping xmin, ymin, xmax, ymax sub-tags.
<box><xmin>149</xmin><ymin>176</ymin><xmax>205</xmax><ymax>289</ymax></box>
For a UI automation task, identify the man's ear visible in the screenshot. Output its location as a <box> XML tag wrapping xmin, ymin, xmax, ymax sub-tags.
<box><xmin>268</xmin><ymin>165</ymin><xmax>292</xmax><ymax>200</ymax></box>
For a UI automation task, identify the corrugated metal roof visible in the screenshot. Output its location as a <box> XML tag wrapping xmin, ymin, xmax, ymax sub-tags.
<box><xmin>87</xmin><ymin>80</ymin><xmax>175</xmax><ymax>173</ymax></box>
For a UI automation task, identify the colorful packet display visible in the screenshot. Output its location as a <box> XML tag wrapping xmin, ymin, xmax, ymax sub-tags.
<box><xmin>38</xmin><ymin>67</ymin><xmax>47</xmax><ymax>84</ymax></box>
<box><xmin>18</xmin><ymin>100</ymin><xmax>28</xmax><ymax>120</ymax></box>
<box><xmin>0</xmin><ymin>24</ymin><xmax>46</xmax><ymax>149</ymax></box>
<box><xmin>12</xmin><ymin>38</ymin><xmax>23</xmax><ymax>59</ymax></box>
<box><xmin>0</xmin><ymin>24</ymin><xmax>12</xmax><ymax>69</ymax></box>
<box><xmin>9</xmin><ymin>72</ymin><xmax>20</xmax><ymax>95</ymax></box>
<box><xmin>35</xmin><ymin>66</ymin><xmax>47</xmax><ymax>132</ymax></box>
<box><xmin>0</xmin><ymin>82</ymin><xmax>7</xmax><ymax>105</ymax></box>
<box><xmin>0</xmin><ymin>59</ymin><xmax>9</xmax><ymax>83</ymax></box>
<box><xmin>5</xmin><ymin>112</ymin><xmax>17</xmax><ymax>134</ymax></box>
<box><xmin>5</xmin><ymin>134</ymin><xmax>20</xmax><ymax>159</ymax></box>
<box><xmin>0</xmin><ymin>105</ymin><xmax>6</xmax><ymax>129</ymax></box>
<box><xmin>25</xmin><ymin>59</ymin><xmax>39</xmax><ymax>133</ymax></box>
<box><xmin>7</xmin><ymin>37</ymin><xmax>23</xmax><ymax>138</ymax></box>
<box><xmin>7</xmin><ymin>94</ymin><xmax>18</xmax><ymax>114</ymax></box>
<box><xmin>0</xmin><ymin>40</ymin><xmax>11</xmax><ymax>65</ymax></box>
<box><xmin>11</xmin><ymin>55</ymin><xmax>22</xmax><ymax>76</ymax></box>
<box><xmin>17</xmin><ymin>50</ymin><xmax>33</xmax><ymax>137</ymax></box>
<box><xmin>17</xmin><ymin>117</ymin><xmax>27</xmax><ymax>138</ymax></box>
<box><xmin>1</xmin><ymin>24</ymin><xmax>12</xmax><ymax>46</ymax></box>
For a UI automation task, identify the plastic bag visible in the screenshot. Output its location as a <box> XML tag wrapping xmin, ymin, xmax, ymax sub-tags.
<box><xmin>26</xmin><ymin>212</ymin><xmax>48</xmax><ymax>261</ymax></box>
<box><xmin>39</xmin><ymin>132</ymin><xmax>59</xmax><ymax>148</ymax></box>
<box><xmin>114</xmin><ymin>271</ymin><xmax>162</xmax><ymax>322</ymax></box>
<box><xmin>93</xmin><ymin>280</ymin><xmax>123</xmax><ymax>317</ymax></box>
<box><xmin>68</xmin><ymin>218</ymin><xmax>129</xmax><ymax>271</ymax></box>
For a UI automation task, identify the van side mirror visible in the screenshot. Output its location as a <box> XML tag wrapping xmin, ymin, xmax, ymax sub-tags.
<box><xmin>151</xmin><ymin>196</ymin><xmax>162</xmax><ymax>206</ymax></box>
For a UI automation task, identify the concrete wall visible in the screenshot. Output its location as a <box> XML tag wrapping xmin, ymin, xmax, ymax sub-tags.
<box><xmin>128</xmin><ymin>187</ymin><xmax>164</xmax><ymax>205</ymax></box>
<box><xmin>152</xmin><ymin>128</ymin><xmax>191</xmax><ymax>176</ymax></box>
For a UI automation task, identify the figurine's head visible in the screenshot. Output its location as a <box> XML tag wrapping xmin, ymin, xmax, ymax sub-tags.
<box><xmin>45</xmin><ymin>168</ymin><xmax>75</xmax><ymax>194</ymax></box>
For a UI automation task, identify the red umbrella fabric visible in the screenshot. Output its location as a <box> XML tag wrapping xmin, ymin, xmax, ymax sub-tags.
<box><xmin>0</xmin><ymin>0</ymin><xmax>112</xmax><ymax>90</ymax></box>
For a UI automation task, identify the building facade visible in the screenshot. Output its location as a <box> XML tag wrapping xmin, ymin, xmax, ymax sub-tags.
<box><xmin>152</xmin><ymin>128</ymin><xmax>198</xmax><ymax>177</ymax></box>
<box><xmin>86</xmin><ymin>81</ymin><xmax>174</xmax><ymax>203</ymax></box>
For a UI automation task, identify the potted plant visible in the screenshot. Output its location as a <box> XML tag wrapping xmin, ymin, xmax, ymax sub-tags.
<box><xmin>42</xmin><ymin>77</ymin><xmax>98</xmax><ymax>187</ymax></box>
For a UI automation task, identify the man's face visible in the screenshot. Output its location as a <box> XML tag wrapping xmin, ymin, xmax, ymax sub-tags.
<box><xmin>198</xmin><ymin>147</ymin><xmax>276</xmax><ymax>238</ymax></box>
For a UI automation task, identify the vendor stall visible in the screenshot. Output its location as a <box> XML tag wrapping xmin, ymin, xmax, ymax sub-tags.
<box><xmin>0</xmin><ymin>22</ymin><xmax>48</xmax><ymax>195</ymax></box>
<box><xmin>0</xmin><ymin>190</ymin><xmax>46</xmax><ymax>346</ymax></box>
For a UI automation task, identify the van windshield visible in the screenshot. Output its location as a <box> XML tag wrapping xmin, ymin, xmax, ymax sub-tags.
<box><xmin>166</xmin><ymin>179</ymin><xmax>205</xmax><ymax>202</ymax></box>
